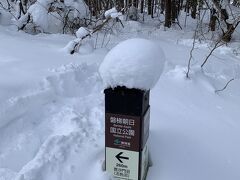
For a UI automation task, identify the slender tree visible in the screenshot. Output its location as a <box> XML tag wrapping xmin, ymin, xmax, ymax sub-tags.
<box><xmin>165</xmin><ymin>0</ymin><xmax>172</xmax><ymax>27</ymax></box>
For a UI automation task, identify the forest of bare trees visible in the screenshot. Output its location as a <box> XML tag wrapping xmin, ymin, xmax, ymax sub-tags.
<box><xmin>84</xmin><ymin>0</ymin><xmax>240</xmax><ymax>42</ymax></box>
<box><xmin>0</xmin><ymin>0</ymin><xmax>240</xmax><ymax>42</ymax></box>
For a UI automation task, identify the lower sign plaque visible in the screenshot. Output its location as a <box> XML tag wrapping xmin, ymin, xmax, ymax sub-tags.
<box><xmin>106</xmin><ymin>147</ymin><xmax>139</xmax><ymax>180</ymax></box>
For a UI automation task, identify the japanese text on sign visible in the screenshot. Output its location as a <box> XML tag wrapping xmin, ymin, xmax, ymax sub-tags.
<box><xmin>110</xmin><ymin>117</ymin><xmax>135</xmax><ymax>126</ymax></box>
<box><xmin>110</xmin><ymin>127</ymin><xmax>135</xmax><ymax>136</ymax></box>
<box><xmin>106</xmin><ymin>113</ymin><xmax>140</xmax><ymax>151</ymax></box>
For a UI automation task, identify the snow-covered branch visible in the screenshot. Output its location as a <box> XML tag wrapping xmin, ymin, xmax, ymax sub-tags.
<box><xmin>64</xmin><ymin>7</ymin><xmax>123</xmax><ymax>54</ymax></box>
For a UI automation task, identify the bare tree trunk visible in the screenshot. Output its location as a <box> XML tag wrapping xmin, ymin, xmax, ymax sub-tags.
<box><xmin>160</xmin><ymin>0</ymin><xmax>165</xmax><ymax>13</ymax></box>
<box><xmin>190</xmin><ymin>0</ymin><xmax>197</xmax><ymax>19</ymax></box>
<box><xmin>179</xmin><ymin>0</ymin><xmax>183</xmax><ymax>9</ymax></box>
<box><xmin>221</xmin><ymin>8</ymin><xmax>228</xmax><ymax>21</ymax></box>
<box><xmin>151</xmin><ymin>0</ymin><xmax>154</xmax><ymax>17</ymax></box>
<box><xmin>22</xmin><ymin>0</ymin><xmax>27</xmax><ymax>13</ymax></box>
<box><xmin>119</xmin><ymin>0</ymin><xmax>125</xmax><ymax>9</ymax></box>
<box><xmin>171</xmin><ymin>0</ymin><xmax>176</xmax><ymax>22</ymax></box>
<box><xmin>129</xmin><ymin>0</ymin><xmax>133</xmax><ymax>6</ymax></box>
<box><xmin>141</xmin><ymin>0</ymin><xmax>144</xmax><ymax>13</ymax></box>
<box><xmin>185</xmin><ymin>0</ymin><xmax>190</xmax><ymax>13</ymax></box>
<box><xmin>176</xmin><ymin>0</ymin><xmax>181</xmax><ymax>16</ymax></box>
<box><xmin>148</xmin><ymin>0</ymin><xmax>153</xmax><ymax>16</ymax></box>
<box><xmin>116</xmin><ymin>0</ymin><xmax>124</xmax><ymax>12</ymax></box>
<box><xmin>165</xmin><ymin>0</ymin><xmax>171</xmax><ymax>27</ymax></box>
<box><xmin>209</xmin><ymin>8</ymin><xmax>217</xmax><ymax>31</ymax></box>
<box><xmin>209</xmin><ymin>16</ymin><xmax>217</xmax><ymax>31</ymax></box>
<box><xmin>17</xmin><ymin>0</ymin><xmax>26</xmax><ymax>18</ymax></box>
<box><xmin>133</xmin><ymin>0</ymin><xmax>138</xmax><ymax>7</ymax></box>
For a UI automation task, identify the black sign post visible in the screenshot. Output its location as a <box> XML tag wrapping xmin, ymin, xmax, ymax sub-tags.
<box><xmin>105</xmin><ymin>86</ymin><xmax>150</xmax><ymax>180</ymax></box>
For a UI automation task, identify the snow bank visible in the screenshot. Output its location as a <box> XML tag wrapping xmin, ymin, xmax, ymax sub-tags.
<box><xmin>24</xmin><ymin>0</ymin><xmax>89</xmax><ymax>33</ymax></box>
<box><xmin>99</xmin><ymin>38</ymin><xmax>166</xmax><ymax>90</ymax></box>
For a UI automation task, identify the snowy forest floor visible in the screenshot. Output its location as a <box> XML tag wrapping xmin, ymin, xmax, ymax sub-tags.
<box><xmin>0</xmin><ymin>19</ymin><xmax>240</xmax><ymax>180</ymax></box>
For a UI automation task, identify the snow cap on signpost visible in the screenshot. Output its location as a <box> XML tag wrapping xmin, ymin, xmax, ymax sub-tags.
<box><xmin>99</xmin><ymin>38</ymin><xmax>166</xmax><ymax>90</ymax></box>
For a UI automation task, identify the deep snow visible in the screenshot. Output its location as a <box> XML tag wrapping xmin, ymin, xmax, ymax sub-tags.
<box><xmin>0</xmin><ymin>18</ymin><xmax>240</xmax><ymax>180</ymax></box>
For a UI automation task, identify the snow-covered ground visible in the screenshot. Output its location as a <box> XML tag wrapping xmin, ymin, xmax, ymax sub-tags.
<box><xmin>0</xmin><ymin>19</ymin><xmax>240</xmax><ymax>180</ymax></box>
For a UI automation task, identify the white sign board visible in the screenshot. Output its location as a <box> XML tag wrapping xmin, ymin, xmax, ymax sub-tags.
<box><xmin>106</xmin><ymin>147</ymin><xmax>139</xmax><ymax>180</ymax></box>
<box><xmin>106</xmin><ymin>144</ymin><xmax>149</xmax><ymax>180</ymax></box>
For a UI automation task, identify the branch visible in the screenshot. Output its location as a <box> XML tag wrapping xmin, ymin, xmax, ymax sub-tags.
<box><xmin>201</xmin><ymin>38</ymin><xmax>223</xmax><ymax>68</ymax></box>
<box><xmin>186</xmin><ymin>22</ymin><xmax>198</xmax><ymax>78</ymax></box>
<box><xmin>68</xmin><ymin>15</ymin><xmax>124</xmax><ymax>54</ymax></box>
<box><xmin>215</xmin><ymin>78</ymin><xmax>234</xmax><ymax>93</ymax></box>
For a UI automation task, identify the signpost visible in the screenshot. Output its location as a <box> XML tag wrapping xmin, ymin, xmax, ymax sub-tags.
<box><xmin>104</xmin><ymin>86</ymin><xmax>150</xmax><ymax>180</ymax></box>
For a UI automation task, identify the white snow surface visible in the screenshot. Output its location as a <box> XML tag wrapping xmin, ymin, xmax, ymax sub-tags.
<box><xmin>1</xmin><ymin>17</ymin><xmax>240</xmax><ymax>180</ymax></box>
<box><xmin>99</xmin><ymin>38</ymin><xmax>166</xmax><ymax>90</ymax></box>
